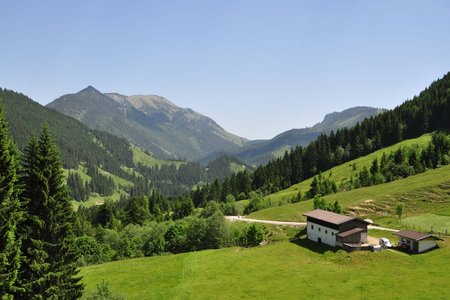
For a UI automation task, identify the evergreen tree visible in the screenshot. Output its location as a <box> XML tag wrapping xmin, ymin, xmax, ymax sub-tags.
<box><xmin>124</xmin><ymin>196</ymin><xmax>150</xmax><ymax>226</ymax></box>
<box><xmin>0</xmin><ymin>105</ymin><xmax>22</xmax><ymax>298</ymax></box>
<box><xmin>17</xmin><ymin>127</ymin><xmax>83</xmax><ymax>299</ymax></box>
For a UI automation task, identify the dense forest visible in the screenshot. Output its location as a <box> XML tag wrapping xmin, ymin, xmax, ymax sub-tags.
<box><xmin>0</xmin><ymin>107</ymin><xmax>82</xmax><ymax>298</ymax></box>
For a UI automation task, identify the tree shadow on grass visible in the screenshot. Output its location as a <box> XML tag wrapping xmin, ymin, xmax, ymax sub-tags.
<box><xmin>289</xmin><ymin>237</ymin><xmax>339</xmax><ymax>254</ymax></box>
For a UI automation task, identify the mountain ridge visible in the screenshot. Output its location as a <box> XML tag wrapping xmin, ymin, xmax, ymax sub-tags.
<box><xmin>47</xmin><ymin>87</ymin><xmax>248</xmax><ymax>160</ymax></box>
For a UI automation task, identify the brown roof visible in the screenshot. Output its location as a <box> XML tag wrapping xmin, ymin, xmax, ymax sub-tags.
<box><xmin>303</xmin><ymin>209</ymin><xmax>353</xmax><ymax>225</ymax></box>
<box><xmin>337</xmin><ymin>227</ymin><xmax>365</xmax><ymax>238</ymax></box>
<box><xmin>394</xmin><ymin>230</ymin><xmax>443</xmax><ymax>241</ymax></box>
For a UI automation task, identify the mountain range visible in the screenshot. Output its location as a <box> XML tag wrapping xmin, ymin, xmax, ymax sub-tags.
<box><xmin>47</xmin><ymin>87</ymin><xmax>247</xmax><ymax>161</ymax></box>
<box><xmin>47</xmin><ymin>87</ymin><xmax>384</xmax><ymax>165</ymax></box>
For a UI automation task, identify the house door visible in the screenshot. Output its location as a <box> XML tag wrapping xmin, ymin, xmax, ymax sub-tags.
<box><xmin>318</xmin><ymin>238</ymin><xmax>322</xmax><ymax>243</ymax></box>
<box><xmin>412</xmin><ymin>241</ymin><xmax>419</xmax><ymax>253</ymax></box>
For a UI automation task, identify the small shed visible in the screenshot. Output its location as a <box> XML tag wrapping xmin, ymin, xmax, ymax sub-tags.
<box><xmin>394</xmin><ymin>230</ymin><xmax>443</xmax><ymax>254</ymax></box>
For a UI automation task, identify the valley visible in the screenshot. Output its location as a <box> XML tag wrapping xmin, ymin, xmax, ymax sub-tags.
<box><xmin>2</xmin><ymin>3</ymin><xmax>450</xmax><ymax>299</ymax></box>
<box><xmin>1</xmin><ymin>72</ymin><xmax>450</xmax><ymax>299</ymax></box>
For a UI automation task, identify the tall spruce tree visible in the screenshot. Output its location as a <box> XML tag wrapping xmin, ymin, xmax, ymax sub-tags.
<box><xmin>0</xmin><ymin>105</ymin><xmax>22</xmax><ymax>299</ymax></box>
<box><xmin>17</xmin><ymin>127</ymin><xmax>83</xmax><ymax>299</ymax></box>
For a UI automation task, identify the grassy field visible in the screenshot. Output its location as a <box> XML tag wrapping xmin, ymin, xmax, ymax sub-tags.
<box><xmin>247</xmin><ymin>164</ymin><xmax>450</xmax><ymax>227</ymax></box>
<box><xmin>80</xmin><ymin>234</ymin><xmax>450</xmax><ymax>299</ymax></box>
<box><xmin>402</xmin><ymin>214</ymin><xmax>450</xmax><ymax>234</ymax></box>
<box><xmin>132</xmin><ymin>146</ymin><xmax>184</xmax><ymax>168</ymax></box>
<box><xmin>256</xmin><ymin>134</ymin><xmax>432</xmax><ymax>205</ymax></box>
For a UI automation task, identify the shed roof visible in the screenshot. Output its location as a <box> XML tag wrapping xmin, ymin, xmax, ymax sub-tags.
<box><xmin>303</xmin><ymin>209</ymin><xmax>353</xmax><ymax>225</ymax></box>
<box><xmin>337</xmin><ymin>227</ymin><xmax>365</xmax><ymax>238</ymax></box>
<box><xmin>394</xmin><ymin>230</ymin><xmax>443</xmax><ymax>241</ymax></box>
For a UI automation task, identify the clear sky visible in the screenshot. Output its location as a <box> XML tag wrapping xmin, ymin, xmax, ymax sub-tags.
<box><xmin>1</xmin><ymin>1</ymin><xmax>450</xmax><ymax>140</ymax></box>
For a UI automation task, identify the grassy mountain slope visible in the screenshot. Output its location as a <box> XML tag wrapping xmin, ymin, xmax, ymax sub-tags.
<box><xmin>235</xmin><ymin>106</ymin><xmax>386</xmax><ymax>165</ymax></box>
<box><xmin>80</xmin><ymin>230</ymin><xmax>449</xmax><ymax>299</ymax></box>
<box><xmin>248</xmin><ymin>164</ymin><xmax>450</xmax><ymax>224</ymax></box>
<box><xmin>47</xmin><ymin>87</ymin><xmax>248</xmax><ymax>160</ymax></box>
<box><xmin>258</xmin><ymin>134</ymin><xmax>432</xmax><ymax>205</ymax></box>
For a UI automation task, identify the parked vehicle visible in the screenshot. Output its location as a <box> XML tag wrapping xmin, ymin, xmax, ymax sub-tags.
<box><xmin>379</xmin><ymin>238</ymin><xmax>392</xmax><ymax>248</ymax></box>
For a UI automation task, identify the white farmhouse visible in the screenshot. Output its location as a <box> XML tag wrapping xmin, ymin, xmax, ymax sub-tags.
<box><xmin>303</xmin><ymin>209</ymin><xmax>369</xmax><ymax>249</ymax></box>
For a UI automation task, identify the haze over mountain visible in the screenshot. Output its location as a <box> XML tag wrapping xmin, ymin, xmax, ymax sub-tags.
<box><xmin>204</xmin><ymin>106</ymin><xmax>386</xmax><ymax>165</ymax></box>
<box><xmin>47</xmin><ymin>86</ymin><xmax>248</xmax><ymax>160</ymax></box>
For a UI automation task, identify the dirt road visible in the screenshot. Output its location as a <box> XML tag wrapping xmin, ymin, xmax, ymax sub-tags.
<box><xmin>225</xmin><ymin>216</ymin><xmax>306</xmax><ymax>227</ymax></box>
<box><xmin>225</xmin><ymin>216</ymin><xmax>399</xmax><ymax>232</ymax></box>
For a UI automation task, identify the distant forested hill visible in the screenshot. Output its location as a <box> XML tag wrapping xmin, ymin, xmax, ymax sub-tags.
<box><xmin>233</xmin><ymin>106</ymin><xmax>386</xmax><ymax>165</ymax></box>
<box><xmin>0</xmin><ymin>88</ymin><xmax>133</xmax><ymax>175</ymax></box>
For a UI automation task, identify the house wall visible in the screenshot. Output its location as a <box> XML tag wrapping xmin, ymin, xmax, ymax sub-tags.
<box><xmin>418</xmin><ymin>238</ymin><xmax>437</xmax><ymax>253</ymax></box>
<box><xmin>307</xmin><ymin>221</ymin><xmax>339</xmax><ymax>247</ymax></box>
<box><xmin>361</xmin><ymin>232</ymin><xmax>368</xmax><ymax>243</ymax></box>
<box><xmin>342</xmin><ymin>232</ymin><xmax>362</xmax><ymax>244</ymax></box>
<box><xmin>339</xmin><ymin>220</ymin><xmax>368</xmax><ymax>233</ymax></box>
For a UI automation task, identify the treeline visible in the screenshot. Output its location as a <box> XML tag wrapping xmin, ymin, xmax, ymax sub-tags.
<box><xmin>0</xmin><ymin>106</ymin><xmax>82</xmax><ymax>298</ymax></box>
<box><xmin>131</xmin><ymin>155</ymin><xmax>250</xmax><ymax>196</ymax></box>
<box><xmin>74</xmin><ymin>200</ymin><xmax>265</xmax><ymax>265</ymax></box>
<box><xmin>67</xmin><ymin>164</ymin><xmax>116</xmax><ymax>201</ymax></box>
<box><xmin>306</xmin><ymin>132</ymin><xmax>450</xmax><ymax>198</ymax></box>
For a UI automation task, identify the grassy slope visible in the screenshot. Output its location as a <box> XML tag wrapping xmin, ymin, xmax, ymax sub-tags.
<box><xmin>131</xmin><ymin>146</ymin><xmax>184</xmax><ymax>168</ymax></box>
<box><xmin>248</xmin><ymin>164</ymin><xmax>450</xmax><ymax>225</ymax></box>
<box><xmin>81</xmin><ymin>236</ymin><xmax>450</xmax><ymax>299</ymax></box>
<box><xmin>261</xmin><ymin>134</ymin><xmax>432</xmax><ymax>205</ymax></box>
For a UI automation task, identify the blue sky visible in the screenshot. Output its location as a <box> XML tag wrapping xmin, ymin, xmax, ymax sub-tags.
<box><xmin>1</xmin><ymin>1</ymin><xmax>450</xmax><ymax>140</ymax></box>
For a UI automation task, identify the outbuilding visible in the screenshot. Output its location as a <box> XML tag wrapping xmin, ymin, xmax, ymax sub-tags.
<box><xmin>303</xmin><ymin>209</ymin><xmax>369</xmax><ymax>249</ymax></box>
<box><xmin>394</xmin><ymin>230</ymin><xmax>443</xmax><ymax>254</ymax></box>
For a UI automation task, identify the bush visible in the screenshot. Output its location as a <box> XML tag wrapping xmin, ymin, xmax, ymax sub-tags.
<box><xmin>86</xmin><ymin>281</ymin><xmax>124</xmax><ymax>300</ymax></box>
<box><xmin>241</xmin><ymin>224</ymin><xmax>264</xmax><ymax>247</ymax></box>
<box><xmin>73</xmin><ymin>235</ymin><xmax>115</xmax><ymax>266</ymax></box>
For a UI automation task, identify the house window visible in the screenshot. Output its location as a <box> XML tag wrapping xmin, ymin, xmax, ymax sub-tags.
<box><xmin>325</xmin><ymin>230</ymin><xmax>328</xmax><ymax>234</ymax></box>
<box><xmin>311</xmin><ymin>225</ymin><xmax>314</xmax><ymax>229</ymax></box>
<box><xmin>318</xmin><ymin>228</ymin><xmax>321</xmax><ymax>232</ymax></box>
<box><xmin>332</xmin><ymin>232</ymin><xmax>334</xmax><ymax>236</ymax></box>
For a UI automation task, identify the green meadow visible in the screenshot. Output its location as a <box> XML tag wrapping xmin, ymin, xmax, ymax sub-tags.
<box><xmin>131</xmin><ymin>146</ymin><xmax>184</xmax><ymax>168</ymax></box>
<box><xmin>81</xmin><ymin>233</ymin><xmax>450</xmax><ymax>299</ymax></box>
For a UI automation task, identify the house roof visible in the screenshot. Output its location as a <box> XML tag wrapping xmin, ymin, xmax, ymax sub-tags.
<box><xmin>303</xmin><ymin>209</ymin><xmax>354</xmax><ymax>225</ymax></box>
<box><xmin>337</xmin><ymin>227</ymin><xmax>365</xmax><ymax>238</ymax></box>
<box><xmin>394</xmin><ymin>230</ymin><xmax>443</xmax><ymax>241</ymax></box>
